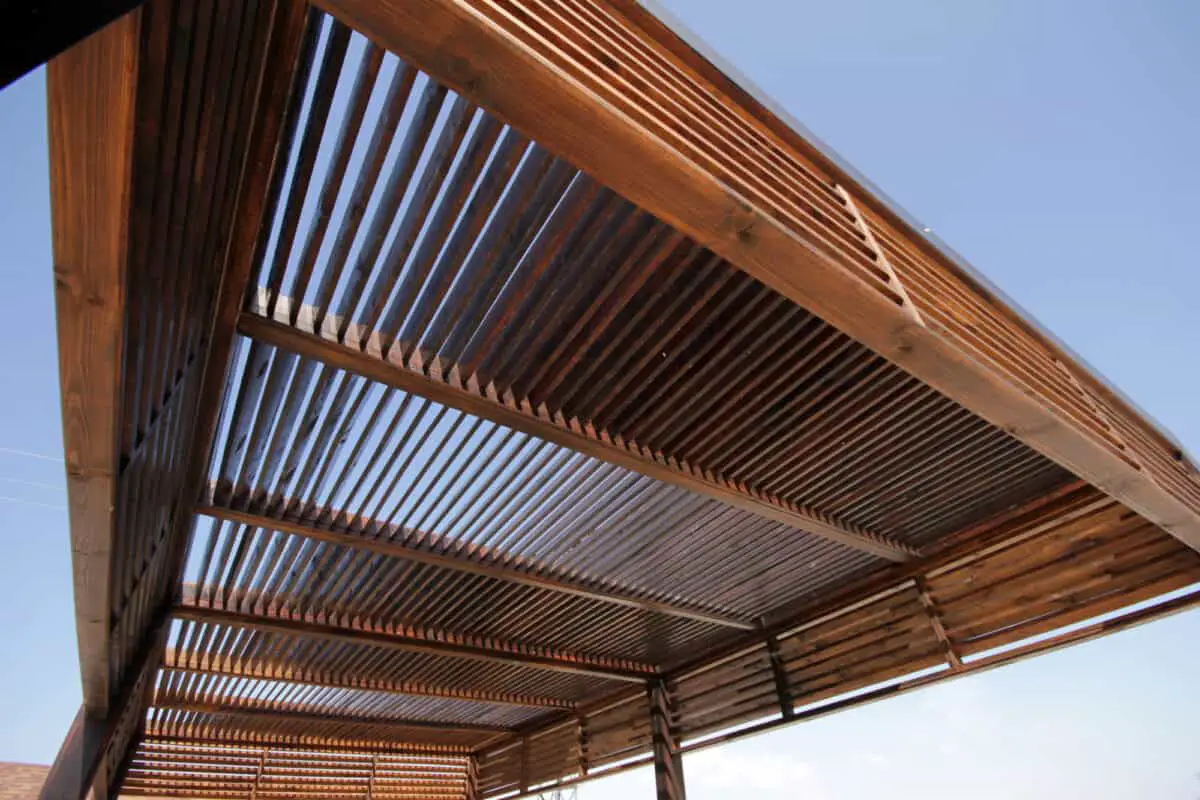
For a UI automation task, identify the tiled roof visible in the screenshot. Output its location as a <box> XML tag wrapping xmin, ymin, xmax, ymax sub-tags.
<box><xmin>0</xmin><ymin>763</ymin><xmax>48</xmax><ymax>800</ymax></box>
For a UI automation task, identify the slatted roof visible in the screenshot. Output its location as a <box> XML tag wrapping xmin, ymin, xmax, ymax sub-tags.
<box><xmin>33</xmin><ymin>1</ymin><xmax>1200</xmax><ymax>799</ymax></box>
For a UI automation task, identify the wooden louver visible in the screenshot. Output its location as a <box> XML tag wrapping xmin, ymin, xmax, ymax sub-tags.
<box><xmin>36</xmin><ymin>1</ymin><xmax>1200</xmax><ymax>799</ymax></box>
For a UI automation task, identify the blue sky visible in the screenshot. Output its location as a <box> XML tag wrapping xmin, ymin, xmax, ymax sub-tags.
<box><xmin>1</xmin><ymin>0</ymin><xmax>1198</xmax><ymax>796</ymax></box>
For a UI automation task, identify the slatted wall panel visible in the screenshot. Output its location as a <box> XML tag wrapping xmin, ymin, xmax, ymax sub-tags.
<box><xmin>927</xmin><ymin>500</ymin><xmax>1200</xmax><ymax>657</ymax></box>
<box><xmin>667</xmin><ymin>643</ymin><xmax>778</xmax><ymax>741</ymax></box>
<box><xmin>122</xmin><ymin>739</ymin><xmax>470</xmax><ymax>798</ymax></box>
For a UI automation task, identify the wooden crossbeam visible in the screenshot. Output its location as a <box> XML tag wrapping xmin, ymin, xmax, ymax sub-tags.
<box><xmin>198</xmin><ymin>498</ymin><xmax>755</xmax><ymax>631</ymax></box>
<box><xmin>162</xmin><ymin>659</ymin><xmax>575</xmax><ymax>710</ymax></box>
<box><xmin>237</xmin><ymin>303</ymin><xmax>915</xmax><ymax>563</ymax></box>
<box><xmin>173</xmin><ymin>603</ymin><xmax>654</xmax><ymax>684</ymax></box>
<box><xmin>307</xmin><ymin>0</ymin><xmax>1200</xmax><ymax>556</ymax></box>
<box><xmin>151</xmin><ymin>700</ymin><xmax>512</xmax><ymax>735</ymax></box>
<box><xmin>137</xmin><ymin>735</ymin><xmax>472</xmax><ymax>757</ymax></box>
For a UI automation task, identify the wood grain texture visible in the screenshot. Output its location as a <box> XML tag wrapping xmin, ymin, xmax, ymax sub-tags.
<box><xmin>310</xmin><ymin>0</ymin><xmax>1200</xmax><ymax>554</ymax></box>
<box><xmin>47</xmin><ymin>6</ymin><xmax>141</xmax><ymax>718</ymax></box>
<box><xmin>237</xmin><ymin>305</ymin><xmax>915</xmax><ymax>563</ymax></box>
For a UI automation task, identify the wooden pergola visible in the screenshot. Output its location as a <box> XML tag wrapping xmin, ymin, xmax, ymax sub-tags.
<box><xmin>26</xmin><ymin>0</ymin><xmax>1200</xmax><ymax>798</ymax></box>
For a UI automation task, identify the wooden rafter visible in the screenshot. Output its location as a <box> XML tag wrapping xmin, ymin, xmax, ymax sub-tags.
<box><xmin>150</xmin><ymin>700</ymin><xmax>513</xmax><ymax>735</ymax></box>
<box><xmin>237</xmin><ymin>303</ymin><xmax>916</xmax><ymax>563</ymax></box>
<box><xmin>173</xmin><ymin>603</ymin><xmax>655</xmax><ymax>684</ymax></box>
<box><xmin>198</xmin><ymin>498</ymin><xmax>755</xmax><ymax>630</ymax></box>
<box><xmin>307</xmin><ymin>0</ymin><xmax>1200</xmax><ymax>554</ymax></box>
<box><xmin>161</xmin><ymin>660</ymin><xmax>575</xmax><ymax>710</ymax></box>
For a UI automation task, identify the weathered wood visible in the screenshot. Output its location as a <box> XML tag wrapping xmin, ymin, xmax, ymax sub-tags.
<box><xmin>151</xmin><ymin>700</ymin><xmax>513</xmax><ymax>735</ymax></box>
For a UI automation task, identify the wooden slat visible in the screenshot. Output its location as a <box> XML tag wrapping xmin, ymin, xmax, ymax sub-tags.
<box><xmin>151</xmin><ymin>701</ymin><xmax>513</xmax><ymax>735</ymax></box>
<box><xmin>237</xmin><ymin>304</ymin><xmax>914</xmax><ymax>563</ymax></box>
<box><xmin>198</xmin><ymin>498</ymin><xmax>755</xmax><ymax>630</ymax></box>
<box><xmin>308</xmin><ymin>0</ymin><xmax>1200</xmax><ymax>554</ymax></box>
<box><xmin>173</xmin><ymin>603</ymin><xmax>654</xmax><ymax>683</ymax></box>
<box><xmin>163</xmin><ymin>661</ymin><xmax>574</xmax><ymax>710</ymax></box>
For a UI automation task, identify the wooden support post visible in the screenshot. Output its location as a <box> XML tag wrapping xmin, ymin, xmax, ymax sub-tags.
<box><xmin>465</xmin><ymin>754</ymin><xmax>479</xmax><ymax>800</ymax></box>
<box><xmin>649</xmin><ymin>680</ymin><xmax>686</xmax><ymax>800</ymax></box>
<box><xmin>250</xmin><ymin>749</ymin><xmax>268</xmax><ymax>800</ymax></box>
<box><xmin>766</xmin><ymin>636</ymin><xmax>795</xmax><ymax>719</ymax></box>
<box><xmin>915</xmin><ymin>578</ymin><xmax>963</xmax><ymax>670</ymax></box>
<box><xmin>518</xmin><ymin>736</ymin><xmax>531</xmax><ymax>795</ymax></box>
<box><xmin>37</xmin><ymin>709</ymin><xmax>109</xmax><ymax>800</ymax></box>
<box><xmin>577</xmin><ymin>716</ymin><xmax>589</xmax><ymax>778</ymax></box>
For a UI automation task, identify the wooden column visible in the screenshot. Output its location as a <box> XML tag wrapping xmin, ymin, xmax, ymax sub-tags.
<box><xmin>766</xmin><ymin>636</ymin><xmax>795</xmax><ymax>719</ymax></box>
<box><xmin>649</xmin><ymin>681</ymin><xmax>686</xmax><ymax>800</ymax></box>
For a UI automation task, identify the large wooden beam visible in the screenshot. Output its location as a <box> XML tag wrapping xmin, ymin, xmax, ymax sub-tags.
<box><xmin>308</xmin><ymin>0</ymin><xmax>1200</xmax><ymax>553</ymax></box>
<box><xmin>174</xmin><ymin>603</ymin><xmax>654</xmax><ymax>684</ymax></box>
<box><xmin>199</xmin><ymin>499</ymin><xmax>755</xmax><ymax>631</ymax></box>
<box><xmin>237</xmin><ymin>303</ymin><xmax>916</xmax><ymax>563</ymax></box>
<box><xmin>47</xmin><ymin>1</ymin><xmax>141</xmax><ymax>720</ymax></box>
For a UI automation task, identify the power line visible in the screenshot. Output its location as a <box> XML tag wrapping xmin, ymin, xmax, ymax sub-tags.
<box><xmin>0</xmin><ymin>446</ymin><xmax>64</xmax><ymax>463</ymax></box>
<box><xmin>0</xmin><ymin>495</ymin><xmax>67</xmax><ymax>511</ymax></box>
<box><xmin>0</xmin><ymin>477</ymin><xmax>65</xmax><ymax>492</ymax></box>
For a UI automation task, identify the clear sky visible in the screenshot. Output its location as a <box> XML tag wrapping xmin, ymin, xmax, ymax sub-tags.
<box><xmin>0</xmin><ymin>0</ymin><xmax>1198</xmax><ymax>797</ymax></box>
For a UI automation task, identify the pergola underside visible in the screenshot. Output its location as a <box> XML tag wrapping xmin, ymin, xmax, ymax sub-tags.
<box><xmin>37</xmin><ymin>1</ymin><xmax>1200</xmax><ymax>799</ymax></box>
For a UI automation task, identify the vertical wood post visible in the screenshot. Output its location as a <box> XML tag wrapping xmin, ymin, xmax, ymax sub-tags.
<box><xmin>766</xmin><ymin>636</ymin><xmax>795</xmax><ymax>719</ymax></box>
<box><xmin>649</xmin><ymin>680</ymin><xmax>686</xmax><ymax>800</ymax></box>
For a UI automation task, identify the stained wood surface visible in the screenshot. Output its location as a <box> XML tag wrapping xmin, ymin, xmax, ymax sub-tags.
<box><xmin>41</xmin><ymin>2</ymin><xmax>1200</xmax><ymax>799</ymax></box>
<box><xmin>47</xmin><ymin>4</ymin><xmax>141</xmax><ymax>719</ymax></box>
<box><xmin>311</xmin><ymin>0</ymin><xmax>1200</xmax><ymax>553</ymax></box>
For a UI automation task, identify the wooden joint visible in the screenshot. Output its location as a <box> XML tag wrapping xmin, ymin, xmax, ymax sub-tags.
<box><xmin>915</xmin><ymin>577</ymin><xmax>962</xmax><ymax>670</ymax></box>
<box><xmin>765</xmin><ymin>636</ymin><xmax>795</xmax><ymax>719</ymax></box>
<box><xmin>1054</xmin><ymin>358</ymin><xmax>1148</xmax><ymax>476</ymax></box>
<box><xmin>834</xmin><ymin>184</ymin><xmax>923</xmax><ymax>325</ymax></box>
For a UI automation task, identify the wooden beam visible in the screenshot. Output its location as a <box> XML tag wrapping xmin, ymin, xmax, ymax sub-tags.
<box><xmin>308</xmin><ymin>0</ymin><xmax>1200</xmax><ymax>554</ymax></box>
<box><xmin>237</xmin><ymin>303</ymin><xmax>915</xmax><ymax>563</ymax></box>
<box><xmin>37</xmin><ymin>709</ymin><xmax>108</xmax><ymax>800</ymax></box>
<box><xmin>163</xmin><ymin>659</ymin><xmax>576</xmax><ymax>710</ymax></box>
<box><xmin>91</xmin><ymin>6</ymin><xmax>317</xmax><ymax>799</ymax></box>
<box><xmin>648</xmin><ymin>681</ymin><xmax>685</xmax><ymax>800</ymax></box>
<box><xmin>173</xmin><ymin>603</ymin><xmax>654</xmax><ymax>684</ymax></box>
<box><xmin>137</xmin><ymin>735</ymin><xmax>472</xmax><ymax>757</ymax></box>
<box><xmin>151</xmin><ymin>700</ymin><xmax>512</xmax><ymax>735</ymax></box>
<box><xmin>41</xmin><ymin>604</ymin><xmax>172</xmax><ymax>800</ymax></box>
<box><xmin>47</xmin><ymin>1</ymin><xmax>141</xmax><ymax>718</ymax></box>
<box><xmin>1</xmin><ymin>0</ymin><xmax>144</xmax><ymax>88</ymax></box>
<box><xmin>198</xmin><ymin>498</ymin><xmax>755</xmax><ymax>631</ymax></box>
